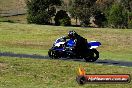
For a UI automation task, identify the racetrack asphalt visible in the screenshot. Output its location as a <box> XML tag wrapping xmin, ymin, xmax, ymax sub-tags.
<box><xmin>0</xmin><ymin>52</ymin><xmax>132</xmax><ymax>67</ymax></box>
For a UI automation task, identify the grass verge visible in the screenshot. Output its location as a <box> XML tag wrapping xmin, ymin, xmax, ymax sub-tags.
<box><xmin>0</xmin><ymin>56</ymin><xmax>132</xmax><ymax>88</ymax></box>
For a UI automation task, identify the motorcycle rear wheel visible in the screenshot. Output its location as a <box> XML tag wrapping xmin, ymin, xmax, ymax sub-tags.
<box><xmin>84</xmin><ymin>49</ymin><xmax>99</xmax><ymax>62</ymax></box>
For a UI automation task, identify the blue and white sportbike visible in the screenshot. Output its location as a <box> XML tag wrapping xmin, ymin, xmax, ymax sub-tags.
<box><xmin>48</xmin><ymin>38</ymin><xmax>101</xmax><ymax>62</ymax></box>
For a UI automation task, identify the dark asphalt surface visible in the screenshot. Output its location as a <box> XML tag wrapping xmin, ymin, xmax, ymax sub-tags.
<box><xmin>0</xmin><ymin>52</ymin><xmax>132</xmax><ymax>67</ymax></box>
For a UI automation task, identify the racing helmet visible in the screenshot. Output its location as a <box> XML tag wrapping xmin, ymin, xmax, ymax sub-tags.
<box><xmin>68</xmin><ymin>30</ymin><xmax>77</xmax><ymax>38</ymax></box>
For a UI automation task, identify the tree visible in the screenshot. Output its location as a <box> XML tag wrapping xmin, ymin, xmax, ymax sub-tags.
<box><xmin>120</xmin><ymin>0</ymin><xmax>132</xmax><ymax>28</ymax></box>
<box><xmin>26</xmin><ymin>0</ymin><xmax>62</xmax><ymax>24</ymax></box>
<box><xmin>120</xmin><ymin>0</ymin><xmax>132</xmax><ymax>12</ymax></box>
<box><xmin>54</xmin><ymin>10</ymin><xmax>71</xmax><ymax>26</ymax></box>
<box><xmin>92</xmin><ymin>10</ymin><xmax>107</xmax><ymax>27</ymax></box>
<box><xmin>68</xmin><ymin>0</ymin><xmax>80</xmax><ymax>25</ymax></box>
<box><xmin>128</xmin><ymin>12</ymin><xmax>132</xmax><ymax>28</ymax></box>
<box><xmin>108</xmin><ymin>4</ymin><xmax>128</xmax><ymax>28</ymax></box>
<box><xmin>96</xmin><ymin>0</ymin><xmax>115</xmax><ymax>12</ymax></box>
<box><xmin>69</xmin><ymin>0</ymin><xmax>97</xmax><ymax>26</ymax></box>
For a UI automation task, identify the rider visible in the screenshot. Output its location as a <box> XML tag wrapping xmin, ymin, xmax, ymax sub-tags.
<box><xmin>63</xmin><ymin>30</ymin><xmax>89</xmax><ymax>57</ymax></box>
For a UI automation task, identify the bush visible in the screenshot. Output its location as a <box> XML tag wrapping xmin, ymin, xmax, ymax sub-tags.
<box><xmin>54</xmin><ymin>10</ymin><xmax>71</xmax><ymax>26</ymax></box>
<box><xmin>59</xmin><ymin>17</ymin><xmax>71</xmax><ymax>26</ymax></box>
<box><xmin>26</xmin><ymin>0</ymin><xmax>61</xmax><ymax>25</ymax></box>
<box><xmin>27</xmin><ymin>12</ymin><xmax>50</xmax><ymax>25</ymax></box>
<box><xmin>128</xmin><ymin>20</ymin><xmax>132</xmax><ymax>29</ymax></box>
<box><xmin>93</xmin><ymin>10</ymin><xmax>107</xmax><ymax>27</ymax></box>
<box><xmin>108</xmin><ymin>4</ymin><xmax>128</xmax><ymax>28</ymax></box>
<box><xmin>80</xmin><ymin>20</ymin><xmax>90</xmax><ymax>27</ymax></box>
<box><xmin>128</xmin><ymin>12</ymin><xmax>132</xmax><ymax>29</ymax></box>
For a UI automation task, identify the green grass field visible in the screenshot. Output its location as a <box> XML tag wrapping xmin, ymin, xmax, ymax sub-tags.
<box><xmin>0</xmin><ymin>56</ymin><xmax>132</xmax><ymax>88</ymax></box>
<box><xmin>0</xmin><ymin>22</ymin><xmax>132</xmax><ymax>88</ymax></box>
<box><xmin>0</xmin><ymin>22</ymin><xmax>132</xmax><ymax>61</ymax></box>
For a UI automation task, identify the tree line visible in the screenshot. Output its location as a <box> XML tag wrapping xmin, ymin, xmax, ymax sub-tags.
<box><xmin>26</xmin><ymin>0</ymin><xmax>132</xmax><ymax>28</ymax></box>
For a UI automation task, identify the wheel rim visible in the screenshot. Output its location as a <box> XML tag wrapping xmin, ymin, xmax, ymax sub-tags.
<box><xmin>48</xmin><ymin>50</ymin><xmax>55</xmax><ymax>59</ymax></box>
<box><xmin>85</xmin><ymin>50</ymin><xmax>99</xmax><ymax>62</ymax></box>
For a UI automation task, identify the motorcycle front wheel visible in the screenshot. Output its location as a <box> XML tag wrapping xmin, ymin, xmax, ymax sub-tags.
<box><xmin>48</xmin><ymin>49</ymin><xmax>59</xmax><ymax>59</ymax></box>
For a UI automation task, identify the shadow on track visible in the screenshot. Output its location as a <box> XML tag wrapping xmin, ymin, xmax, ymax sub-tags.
<box><xmin>0</xmin><ymin>52</ymin><xmax>132</xmax><ymax>67</ymax></box>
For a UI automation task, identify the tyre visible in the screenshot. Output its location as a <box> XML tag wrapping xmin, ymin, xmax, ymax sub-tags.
<box><xmin>84</xmin><ymin>49</ymin><xmax>99</xmax><ymax>62</ymax></box>
<box><xmin>48</xmin><ymin>49</ymin><xmax>58</xmax><ymax>59</ymax></box>
<box><xmin>48</xmin><ymin>49</ymin><xmax>53</xmax><ymax>58</ymax></box>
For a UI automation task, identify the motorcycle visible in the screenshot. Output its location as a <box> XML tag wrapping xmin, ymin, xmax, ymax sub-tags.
<box><xmin>48</xmin><ymin>38</ymin><xmax>101</xmax><ymax>62</ymax></box>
